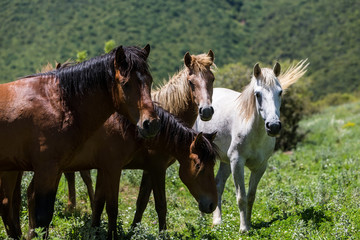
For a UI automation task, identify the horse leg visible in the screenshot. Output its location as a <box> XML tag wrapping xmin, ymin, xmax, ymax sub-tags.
<box><xmin>91</xmin><ymin>170</ymin><xmax>106</xmax><ymax>228</ymax></box>
<box><xmin>247</xmin><ymin>163</ymin><xmax>267</xmax><ymax>228</ymax></box>
<box><xmin>0</xmin><ymin>171</ymin><xmax>23</xmax><ymax>239</ymax></box>
<box><xmin>229</xmin><ymin>151</ymin><xmax>249</xmax><ymax>233</ymax></box>
<box><xmin>104</xmin><ymin>170</ymin><xmax>122</xmax><ymax>240</ymax></box>
<box><xmin>131</xmin><ymin>171</ymin><xmax>152</xmax><ymax>229</ymax></box>
<box><xmin>80</xmin><ymin>170</ymin><xmax>94</xmax><ymax>210</ymax></box>
<box><xmin>12</xmin><ymin>171</ymin><xmax>23</xmax><ymax>238</ymax></box>
<box><xmin>64</xmin><ymin>172</ymin><xmax>76</xmax><ymax>211</ymax></box>
<box><xmin>151</xmin><ymin>169</ymin><xmax>167</xmax><ymax>231</ymax></box>
<box><xmin>27</xmin><ymin>176</ymin><xmax>36</xmax><ymax>239</ymax></box>
<box><xmin>32</xmin><ymin>169</ymin><xmax>62</xmax><ymax>237</ymax></box>
<box><xmin>212</xmin><ymin>161</ymin><xmax>231</xmax><ymax>226</ymax></box>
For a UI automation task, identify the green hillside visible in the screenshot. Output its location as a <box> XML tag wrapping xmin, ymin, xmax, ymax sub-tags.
<box><xmin>0</xmin><ymin>0</ymin><xmax>359</xmax><ymax>99</ymax></box>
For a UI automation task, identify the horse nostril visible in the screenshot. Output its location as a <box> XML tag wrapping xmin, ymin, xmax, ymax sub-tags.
<box><xmin>143</xmin><ymin>119</ymin><xmax>150</xmax><ymax>129</ymax></box>
<box><xmin>199</xmin><ymin>107</ymin><xmax>203</xmax><ymax>115</ymax></box>
<box><xmin>265</xmin><ymin>122</ymin><xmax>270</xmax><ymax>129</ymax></box>
<box><xmin>210</xmin><ymin>106</ymin><xmax>214</xmax><ymax>114</ymax></box>
<box><xmin>278</xmin><ymin>121</ymin><xmax>282</xmax><ymax>130</ymax></box>
<box><xmin>209</xmin><ymin>202</ymin><xmax>214</xmax><ymax>211</ymax></box>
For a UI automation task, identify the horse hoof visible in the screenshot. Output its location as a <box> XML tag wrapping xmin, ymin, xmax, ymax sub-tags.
<box><xmin>239</xmin><ymin>226</ymin><xmax>250</xmax><ymax>233</ymax></box>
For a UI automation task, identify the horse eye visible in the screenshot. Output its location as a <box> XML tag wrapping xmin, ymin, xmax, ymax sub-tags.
<box><xmin>255</xmin><ymin>92</ymin><xmax>261</xmax><ymax>98</ymax></box>
<box><xmin>188</xmin><ymin>80</ymin><xmax>195</xmax><ymax>90</ymax></box>
<box><xmin>195</xmin><ymin>163</ymin><xmax>201</xmax><ymax>171</ymax></box>
<box><xmin>121</xmin><ymin>80</ymin><xmax>129</xmax><ymax>88</ymax></box>
<box><xmin>279</xmin><ymin>90</ymin><xmax>283</xmax><ymax>96</ymax></box>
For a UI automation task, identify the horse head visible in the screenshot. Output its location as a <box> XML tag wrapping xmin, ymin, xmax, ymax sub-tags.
<box><xmin>184</xmin><ymin>50</ymin><xmax>215</xmax><ymax>121</ymax></box>
<box><xmin>252</xmin><ymin>62</ymin><xmax>283</xmax><ymax>137</ymax></box>
<box><xmin>178</xmin><ymin>132</ymin><xmax>218</xmax><ymax>213</ymax></box>
<box><xmin>112</xmin><ymin>44</ymin><xmax>160</xmax><ymax>138</ymax></box>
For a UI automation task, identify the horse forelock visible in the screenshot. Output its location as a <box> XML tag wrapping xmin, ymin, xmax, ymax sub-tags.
<box><xmin>257</xmin><ymin>68</ymin><xmax>279</xmax><ymax>86</ymax></box>
<box><xmin>190</xmin><ymin>53</ymin><xmax>216</xmax><ymax>73</ymax></box>
<box><xmin>118</xmin><ymin>46</ymin><xmax>150</xmax><ymax>75</ymax></box>
<box><xmin>196</xmin><ymin>135</ymin><xmax>219</xmax><ymax>164</ymax></box>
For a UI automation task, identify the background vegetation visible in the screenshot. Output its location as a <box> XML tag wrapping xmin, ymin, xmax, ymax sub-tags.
<box><xmin>1</xmin><ymin>0</ymin><xmax>359</xmax><ymax>99</ymax></box>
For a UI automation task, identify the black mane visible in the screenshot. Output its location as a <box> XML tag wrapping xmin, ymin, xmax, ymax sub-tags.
<box><xmin>24</xmin><ymin>45</ymin><xmax>150</xmax><ymax>99</ymax></box>
<box><xmin>146</xmin><ymin>105</ymin><xmax>219</xmax><ymax>164</ymax></box>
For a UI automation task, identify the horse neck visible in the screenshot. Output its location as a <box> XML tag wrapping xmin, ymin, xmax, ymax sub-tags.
<box><xmin>152</xmin><ymin>69</ymin><xmax>198</xmax><ymax>126</ymax></box>
<box><xmin>156</xmin><ymin>136</ymin><xmax>191</xmax><ymax>163</ymax></box>
<box><xmin>146</xmin><ymin>110</ymin><xmax>194</xmax><ymax>161</ymax></box>
<box><xmin>63</xmin><ymin>83</ymin><xmax>115</xmax><ymax>137</ymax></box>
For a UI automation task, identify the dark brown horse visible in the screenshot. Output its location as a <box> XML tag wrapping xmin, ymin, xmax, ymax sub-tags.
<box><xmin>24</xmin><ymin>105</ymin><xmax>217</xmax><ymax>239</ymax></box>
<box><xmin>65</xmin><ymin>50</ymin><xmax>216</xmax><ymax>231</ymax></box>
<box><xmin>0</xmin><ymin>44</ymin><xmax>159</xmax><ymax>238</ymax></box>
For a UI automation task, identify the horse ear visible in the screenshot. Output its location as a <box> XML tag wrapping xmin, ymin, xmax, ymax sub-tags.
<box><xmin>194</xmin><ymin>132</ymin><xmax>204</xmax><ymax>146</ymax></box>
<box><xmin>115</xmin><ymin>45</ymin><xmax>128</xmax><ymax>70</ymax></box>
<box><xmin>207</xmin><ymin>50</ymin><xmax>215</xmax><ymax>63</ymax></box>
<box><xmin>253</xmin><ymin>63</ymin><xmax>262</xmax><ymax>78</ymax></box>
<box><xmin>204</xmin><ymin>131</ymin><xmax>217</xmax><ymax>142</ymax></box>
<box><xmin>184</xmin><ymin>52</ymin><xmax>192</xmax><ymax>68</ymax></box>
<box><xmin>273</xmin><ymin>62</ymin><xmax>281</xmax><ymax>77</ymax></box>
<box><xmin>143</xmin><ymin>44</ymin><xmax>151</xmax><ymax>59</ymax></box>
<box><xmin>56</xmin><ymin>63</ymin><xmax>61</xmax><ymax>69</ymax></box>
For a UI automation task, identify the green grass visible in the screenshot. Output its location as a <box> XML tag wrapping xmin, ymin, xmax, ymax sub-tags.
<box><xmin>2</xmin><ymin>101</ymin><xmax>360</xmax><ymax>239</ymax></box>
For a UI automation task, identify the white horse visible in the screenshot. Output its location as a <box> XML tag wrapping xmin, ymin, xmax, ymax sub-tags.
<box><xmin>194</xmin><ymin>60</ymin><xmax>308</xmax><ymax>232</ymax></box>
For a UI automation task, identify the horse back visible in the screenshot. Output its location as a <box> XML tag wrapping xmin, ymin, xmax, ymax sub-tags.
<box><xmin>0</xmin><ymin>76</ymin><xmax>71</xmax><ymax>170</ymax></box>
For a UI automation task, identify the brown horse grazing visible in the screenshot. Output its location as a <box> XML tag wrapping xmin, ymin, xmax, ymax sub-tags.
<box><xmin>0</xmin><ymin>44</ymin><xmax>159</xmax><ymax>238</ymax></box>
<box><xmin>65</xmin><ymin>50</ymin><xmax>215</xmax><ymax>214</ymax></box>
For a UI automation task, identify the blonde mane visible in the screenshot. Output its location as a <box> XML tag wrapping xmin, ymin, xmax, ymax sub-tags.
<box><xmin>236</xmin><ymin>59</ymin><xmax>308</xmax><ymax>121</ymax></box>
<box><xmin>37</xmin><ymin>60</ymin><xmax>73</xmax><ymax>73</ymax></box>
<box><xmin>37</xmin><ymin>62</ymin><xmax>60</xmax><ymax>73</ymax></box>
<box><xmin>279</xmin><ymin>59</ymin><xmax>309</xmax><ymax>90</ymax></box>
<box><xmin>152</xmin><ymin>53</ymin><xmax>215</xmax><ymax>115</ymax></box>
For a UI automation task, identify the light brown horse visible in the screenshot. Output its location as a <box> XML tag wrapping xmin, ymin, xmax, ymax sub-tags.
<box><xmin>0</xmin><ymin>44</ymin><xmax>160</xmax><ymax>238</ymax></box>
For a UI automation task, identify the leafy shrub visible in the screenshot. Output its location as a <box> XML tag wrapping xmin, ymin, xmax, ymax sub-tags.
<box><xmin>275</xmin><ymin>85</ymin><xmax>310</xmax><ymax>151</ymax></box>
<box><xmin>314</xmin><ymin>92</ymin><xmax>357</xmax><ymax>109</ymax></box>
<box><xmin>104</xmin><ymin>40</ymin><xmax>116</xmax><ymax>54</ymax></box>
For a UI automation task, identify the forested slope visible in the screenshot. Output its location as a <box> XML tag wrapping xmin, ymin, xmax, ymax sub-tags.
<box><xmin>0</xmin><ymin>0</ymin><xmax>359</xmax><ymax>98</ymax></box>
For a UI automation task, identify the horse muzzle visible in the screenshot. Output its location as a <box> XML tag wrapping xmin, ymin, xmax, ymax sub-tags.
<box><xmin>138</xmin><ymin>117</ymin><xmax>161</xmax><ymax>138</ymax></box>
<box><xmin>265</xmin><ymin>121</ymin><xmax>282</xmax><ymax>137</ymax></box>
<box><xmin>198</xmin><ymin>196</ymin><xmax>217</xmax><ymax>213</ymax></box>
<box><xmin>199</xmin><ymin>106</ymin><xmax>214</xmax><ymax>121</ymax></box>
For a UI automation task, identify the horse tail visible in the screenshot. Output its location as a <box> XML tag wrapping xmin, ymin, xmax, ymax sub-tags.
<box><xmin>279</xmin><ymin>59</ymin><xmax>309</xmax><ymax>90</ymax></box>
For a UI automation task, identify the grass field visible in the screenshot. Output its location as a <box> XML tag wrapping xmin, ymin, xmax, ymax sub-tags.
<box><xmin>1</xmin><ymin>101</ymin><xmax>360</xmax><ymax>239</ymax></box>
